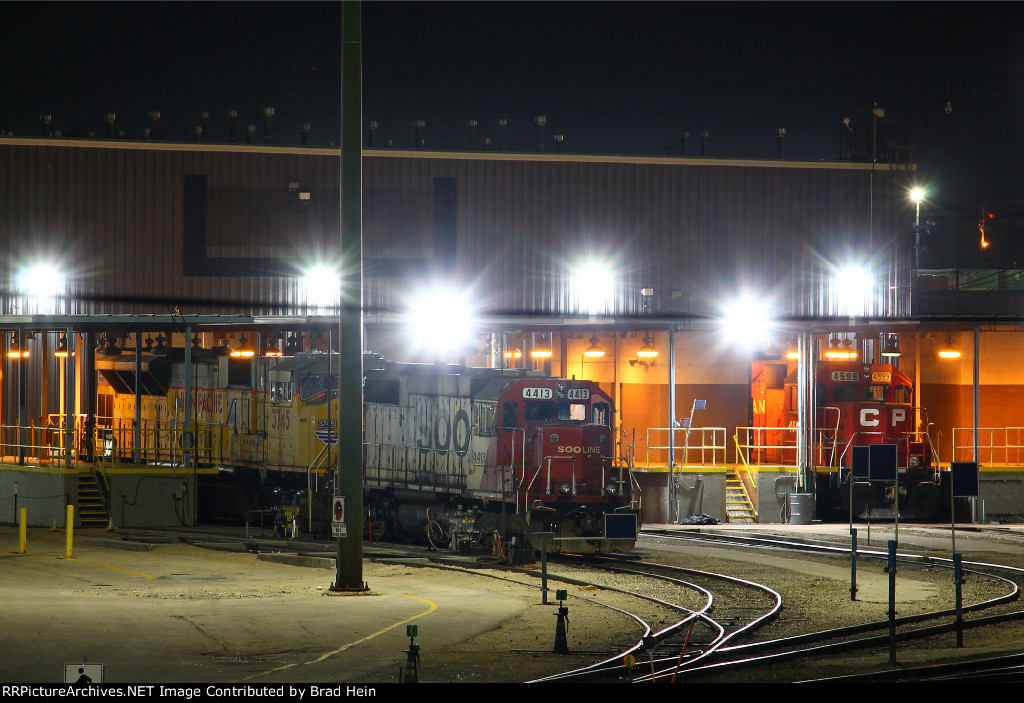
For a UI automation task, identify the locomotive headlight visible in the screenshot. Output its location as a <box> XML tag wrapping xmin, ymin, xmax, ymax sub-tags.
<box><xmin>549</xmin><ymin>433</ymin><xmax>560</xmax><ymax>443</ymax></box>
<box><xmin>605</xmin><ymin>483</ymin><xmax>619</xmax><ymax>496</ymax></box>
<box><xmin>909</xmin><ymin>456</ymin><xmax>921</xmax><ymax>468</ymax></box>
<box><xmin>559</xmin><ymin>483</ymin><xmax>572</xmax><ymax>496</ymax></box>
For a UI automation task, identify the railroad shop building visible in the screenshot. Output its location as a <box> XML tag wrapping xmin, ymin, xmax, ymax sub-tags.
<box><xmin>1</xmin><ymin>135</ymin><xmax>1022</xmax><ymax>528</ymax></box>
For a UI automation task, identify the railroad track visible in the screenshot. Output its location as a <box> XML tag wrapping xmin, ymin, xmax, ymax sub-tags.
<box><xmin>623</xmin><ymin>528</ymin><xmax>1024</xmax><ymax>682</ymax></box>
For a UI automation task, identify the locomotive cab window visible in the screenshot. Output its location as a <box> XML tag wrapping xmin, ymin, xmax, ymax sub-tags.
<box><xmin>503</xmin><ymin>401</ymin><xmax>519</xmax><ymax>429</ymax></box>
<box><xmin>832</xmin><ymin>384</ymin><xmax>858</xmax><ymax>403</ymax></box>
<box><xmin>270</xmin><ymin>380</ymin><xmax>292</xmax><ymax>403</ymax></box>
<box><xmin>863</xmin><ymin>385</ymin><xmax>887</xmax><ymax>402</ymax></box>
<box><xmin>298</xmin><ymin>373</ymin><xmax>338</xmax><ymax>404</ymax></box>
<box><xmin>893</xmin><ymin>385</ymin><xmax>912</xmax><ymax>404</ymax></box>
<box><xmin>559</xmin><ymin>403</ymin><xmax>587</xmax><ymax>421</ymax></box>
<box><xmin>525</xmin><ymin>401</ymin><xmax>556</xmax><ymax>421</ymax></box>
<box><xmin>474</xmin><ymin>403</ymin><xmax>496</xmax><ymax>436</ymax></box>
<box><xmin>592</xmin><ymin>401</ymin><xmax>611</xmax><ymax>427</ymax></box>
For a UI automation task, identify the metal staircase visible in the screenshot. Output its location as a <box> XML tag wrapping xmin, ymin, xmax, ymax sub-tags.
<box><xmin>77</xmin><ymin>471</ymin><xmax>110</xmax><ymax>527</ymax></box>
<box><xmin>726</xmin><ymin>468</ymin><xmax>756</xmax><ymax>523</ymax></box>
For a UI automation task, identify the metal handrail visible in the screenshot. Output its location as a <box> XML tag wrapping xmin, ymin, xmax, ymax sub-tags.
<box><xmin>953</xmin><ymin>426</ymin><xmax>1024</xmax><ymax>466</ymax></box>
<box><xmin>644</xmin><ymin>426</ymin><xmax>727</xmax><ymax>468</ymax></box>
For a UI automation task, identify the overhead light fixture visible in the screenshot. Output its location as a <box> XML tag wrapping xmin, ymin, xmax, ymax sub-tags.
<box><xmin>824</xmin><ymin>335</ymin><xmax>857</xmax><ymax>360</ymax></box>
<box><xmin>938</xmin><ymin>335</ymin><xmax>962</xmax><ymax>359</ymax></box>
<box><xmin>7</xmin><ymin>333</ymin><xmax>28</xmax><ymax>359</ymax></box>
<box><xmin>230</xmin><ymin>335</ymin><xmax>255</xmax><ymax>358</ymax></box>
<box><xmin>880</xmin><ymin>334</ymin><xmax>901</xmax><ymax>358</ymax></box>
<box><xmin>152</xmin><ymin>334</ymin><xmax>170</xmax><ymax>355</ymax></box>
<box><xmin>54</xmin><ymin>333</ymin><xmax>71</xmax><ymax>358</ymax></box>
<box><xmin>636</xmin><ymin>334</ymin><xmax>658</xmax><ymax>358</ymax></box>
<box><xmin>100</xmin><ymin>336</ymin><xmax>122</xmax><ymax>357</ymax></box>
<box><xmin>785</xmin><ymin>339</ymin><xmax>799</xmax><ymax>360</ymax></box>
<box><xmin>583</xmin><ymin>335</ymin><xmax>606</xmax><ymax>358</ymax></box>
<box><xmin>531</xmin><ymin>336</ymin><xmax>552</xmax><ymax>359</ymax></box>
<box><xmin>503</xmin><ymin>346</ymin><xmax>522</xmax><ymax>360</ymax></box>
<box><xmin>264</xmin><ymin>339</ymin><xmax>283</xmax><ymax>357</ymax></box>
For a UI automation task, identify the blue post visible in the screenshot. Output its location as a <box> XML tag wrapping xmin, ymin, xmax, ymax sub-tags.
<box><xmin>886</xmin><ymin>540</ymin><xmax>897</xmax><ymax>665</ymax></box>
<box><xmin>954</xmin><ymin>553</ymin><xmax>965</xmax><ymax>648</ymax></box>
<box><xmin>850</xmin><ymin>528</ymin><xmax>858</xmax><ymax>601</ymax></box>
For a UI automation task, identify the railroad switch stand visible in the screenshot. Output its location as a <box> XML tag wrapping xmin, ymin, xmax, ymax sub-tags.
<box><xmin>400</xmin><ymin>627</ymin><xmax>420</xmax><ymax>683</ymax></box>
<box><xmin>553</xmin><ymin>589</ymin><xmax>569</xmax><ymax>654</ymax></box>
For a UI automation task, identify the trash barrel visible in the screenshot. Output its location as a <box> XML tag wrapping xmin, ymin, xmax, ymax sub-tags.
<box><xmin>788</xmin><ymin>493</ymin><xmax>814</xmax><ymax>525</ymax></box>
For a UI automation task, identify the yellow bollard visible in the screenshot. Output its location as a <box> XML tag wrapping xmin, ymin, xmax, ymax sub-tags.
<box><xmin>19</xmin><ymin>508</ymin><xmax>27</xmax><ymax>554</ymax></box>
<box><xmin>66</xmin><ymin>505</ymin><xmax>74</xmax><ymax>559</ymax></box>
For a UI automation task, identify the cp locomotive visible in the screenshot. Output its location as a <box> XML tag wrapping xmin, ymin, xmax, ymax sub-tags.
<box><xmin>751</xmin><ymin>359</ymin><xmax>945</xmax><ymax>519</ymax></box>
<box><xmin>95</xmin><ymin>350</ymin><xmax>640</xmax><ymax>553</ymax></box>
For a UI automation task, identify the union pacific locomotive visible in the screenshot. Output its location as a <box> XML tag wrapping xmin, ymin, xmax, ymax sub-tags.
<box><xmin>95</xmin><ymin>350</ymin><xmax>639</xmax><ymax>553</ymax></box>
<box><xmin>752</xmin><ymin>359</ymin><xmax>945</xmax><ymax>519</ymax></box>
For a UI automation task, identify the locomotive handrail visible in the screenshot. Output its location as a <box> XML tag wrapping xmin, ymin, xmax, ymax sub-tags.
<box><xmin>504</xmin><ymin>427</ymin><xmax>527</xmax><ymax>512</ymax></box>
<box><xmin>307</xmin><ymin>442</ymin><xmax>332</xmax><ymax>534</ymax></box>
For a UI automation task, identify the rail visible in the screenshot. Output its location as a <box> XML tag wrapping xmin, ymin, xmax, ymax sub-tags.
<box><xmin>644</xmin><ymin>426</ymin><xmax>727</xmax><ymax>468</ymax></box>
<box><xmin>952</xmin><ymin>427</ymin><xmax>1024</xmax><ymax>466</ymax></box>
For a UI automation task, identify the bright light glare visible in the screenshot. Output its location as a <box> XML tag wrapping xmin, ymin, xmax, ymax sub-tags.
<box><xmin>16</xmin><ymin>263</ymin><xmax>65</xmax><ymax>314</ymax></box>
<box><xmin>302</xmin><ymin>265</ymin><xmax>340</xmax><ymax>312</ymax></box>
<box><xmin>407</xmin><ymin>288</ymin><xmax>475</xmax><ymax>353</ymax></box>
<box><xmin>834</xmin><ymin>265</ymin><xmax>873</xmax><ymax>317</ymax></box>
<box><xmin>572</xmin><ymin>261</ymin><xmax>612</xmax><ymax>315</ymax></box>
<box><xmin>720</xmin><ymin>295</ymin><xmax>774</xmax><ymax>349</ymax></box>
<box><xmin>909</xmin><ymin>186</ymin><xmax>925</xmax><ymax>204</ymax></box>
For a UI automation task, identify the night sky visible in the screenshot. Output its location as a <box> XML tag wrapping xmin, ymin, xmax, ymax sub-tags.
<box><xmin>2</xmin><ymin>1</ymin><xmax>1022</xmax><ymax>210</ymax></box>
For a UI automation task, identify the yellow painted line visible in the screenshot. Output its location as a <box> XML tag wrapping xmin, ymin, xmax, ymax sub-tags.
<box><xmin>1</xmin><ymin>551</ymin><xmax>154</xmax><ymax>578</ymax></box>
<box><xmin>68</xmin><ymin>557</ymin><xmax>155</xmax><ymax>578</ymax></box>
<box><xmin>236</xmin><ymin>594</ymin><xmax>437</xmax><ymax>682</ymax></box>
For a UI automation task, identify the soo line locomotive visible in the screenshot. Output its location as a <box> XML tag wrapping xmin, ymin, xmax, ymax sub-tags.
<box><xmin>96</xmin><ymin>350</ymin><xmax>640</xmax><ymax>554</ymax></box>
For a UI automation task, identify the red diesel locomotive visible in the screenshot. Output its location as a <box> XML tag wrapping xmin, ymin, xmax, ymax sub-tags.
<box><xmin>752</xmin><ymin>359</ymin><xmax>943</xmax><ymax>519</ymax></box>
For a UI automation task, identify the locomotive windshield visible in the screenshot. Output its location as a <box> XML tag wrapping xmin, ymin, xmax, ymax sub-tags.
<box><xmin>298</xmin><ymin>373</ymin><xmax>338</xmax><ymax>404</ymax></box>
<box><xmin>523</xmin><ymin>400</ymin><xmax>586</xmax><ymax>421</ymax></box>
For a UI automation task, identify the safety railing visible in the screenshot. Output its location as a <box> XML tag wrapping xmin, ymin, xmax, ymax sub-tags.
<box><xmin>731</xmin><ymin>433</ymin><xmax>758</xmax><ymax>505</ymax></box>
<box><xmin>734</xmin><ymin>426</ymin><xmax>844</xmax><ymax>469</ymax></box>
<box><xmin>644</xmin><ymin>426</ymin><xmax>727</xmax><ymax>468</ymax></box>
<box><xmin>0</xmin><ymin>421</ymin><xmax>77</xmax><ymax>463</ymax></box>
<box><xmin>952</xmin><ymin>427</ymin><xmax>1024</xmax><ymax>466</ymax></box>
<box><xmin>93</xmin><ymin>419</ymin><xmax>225</xmax><ymax>466</ymax></box>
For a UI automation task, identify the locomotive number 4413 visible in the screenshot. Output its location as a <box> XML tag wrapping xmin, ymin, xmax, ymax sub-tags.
<box><xmin>522</xmin><ymin>387</ymin><xmax>553</xmax><ymax>399</ymax></box>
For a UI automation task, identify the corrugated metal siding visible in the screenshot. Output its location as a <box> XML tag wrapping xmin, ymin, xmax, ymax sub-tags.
<box><xmin>1</xmin><ymin>140</ymin><xmax>907</xmax><ymax>319</ymax></box>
